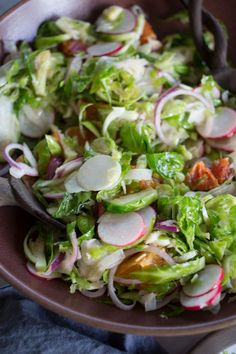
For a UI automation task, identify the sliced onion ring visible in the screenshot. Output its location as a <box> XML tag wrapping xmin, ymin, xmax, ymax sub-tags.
<box><xmin>108</xmin><ymin>265</ymin><xmax>136</xmax><ymax>310</ymax></box>
<box><xmin>46</xmin><ymin>156</ymin><xmax>63</xmax><ymax>180</ymax></box>
<box><xmin>4</xmin><ymin>143</ymin><xmax>38</xmax><ymax>178</ymax></box>
<box><xmin>154</xmin><ymin>88</ymin><xmax>214</xmax><ymax>146</ymax></box>
<box><xmin>54</xmin><ymin>157</ymin><xmax>83</xmax><ymax>179</ymax></box>
<box><xmin>80</xmin><ymin>286</ymin><xmax>106</xmax><ymax>298</ymax></box>
<box><xmin>49</xmin><ymin>253</ymin><xmax>65</xmax><ymax>273</ymax></box>
<box><xmin>155</xmin><ymin>220</ymin><xmax>179</xmax><ymax>233</ymax></box>
<box><xmin>26</xmin><ymin>262</ymin><xmax>61</xmax><ymax>280</ymax></box>
<box><xmin>113</xmin><ymin>277</ymin><xmax>142</xmax><ymax>285</ymax></box>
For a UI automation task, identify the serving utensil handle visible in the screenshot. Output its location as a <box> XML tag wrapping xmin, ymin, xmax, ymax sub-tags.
<box><xmin>0</xmin><ymin>177</ymin><xmax>18</xmax><ymax>207</ymax></box>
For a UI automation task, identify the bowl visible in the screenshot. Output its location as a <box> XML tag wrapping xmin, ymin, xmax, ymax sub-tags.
<box><xmin>1</xmin><ymin>0</ymin><xmax>236</xmax><ymax>336</ymax></box>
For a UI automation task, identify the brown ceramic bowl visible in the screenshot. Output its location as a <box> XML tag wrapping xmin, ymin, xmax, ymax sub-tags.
<box><xmin>1</xmin><ymin>0</ymin><xmax>236</xmax><ymax>336</ymax></box>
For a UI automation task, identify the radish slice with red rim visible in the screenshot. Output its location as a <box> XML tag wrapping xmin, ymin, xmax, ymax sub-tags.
<box><xmin>183</xmin><ymin>264</ymin><xmax>224</xmax><ymax>298</ymax></box>
<box><xmin>98</xmin><ymin>212</ymin><xmax>145</xmax><ymax>246</ymax></box>
<box><xmin>206</xmin><ymin>135</ymin><xmax>236</xmax><ymax>152</ymax></box>
<box><xmin>137</xmin><ymin>206</ymin><xmax>156</xmax><ymax>235</ymax></box>
<box><xmin>87</xmin><ymin>42</ymin><xmax>123</xmax><ymax>57</ymax></box>
<box><xmin>96</xmin><ymin>9</ymin><xmax>136</xmax><ymax>35</ymax></box>
<box><xmin>180</xmin><ymin>284</ymin><xmax>222</xmax><ymax>310</ymax></box>
<box><xmin>197</xmin><ymin>107</ymin><xmax>236</xmax><ymax>139</ymax></box>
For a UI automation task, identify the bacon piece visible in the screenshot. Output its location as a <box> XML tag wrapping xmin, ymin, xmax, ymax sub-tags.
<box><xmin>140</xmin><ymin>20</ymin><xmax>157</xmax><ymax>44</ymax></box>
<box><xmin>66</xmin><ymin>126</ymin><xmax>95</xmax><ymax>146</ymax></box>
<box><xmin>211</xmin><ymin>158</ymin><xmax>231</xmax><ymax>184</ymax></box>
<box><xmin>139</xmin><ymin>180</ymin><xmax>158</xmax><ymax>190</ymax></box>
<box><xmin>185</xmin><ymin>161</ymin><xmax>219</xmax><ymax>191</ymax></box>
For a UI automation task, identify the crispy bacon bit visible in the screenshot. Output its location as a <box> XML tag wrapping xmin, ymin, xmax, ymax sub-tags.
<box><xmin>211</xmin><ymin>158</ymin><xmax>231</xmax><ymax>184</ymax></box>
<box><xmin>140</xmin><ymin>20</ymin><xmax>157</xmax><ymax>44</ymax></box>
<box><xmin>185</xmin><ymin>161</ymin><xmax>219</xmax><ymax>191</ymax></box>
<box><xmin>139</xmin><ymin>180</ymin><xmax>158</xmax><ymax>190</ymax></box>
<box><xmin>66</xmin><ymin>126</ymin><xmax>95</xmax><ymax>145</ymax></box>
<box><xmin>59</xmin><ymin>40</ymin><xmax>87</xmax><ymax>57</ymax></box>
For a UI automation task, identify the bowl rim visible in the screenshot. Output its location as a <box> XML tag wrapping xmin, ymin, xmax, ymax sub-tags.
<box><xmin>2</xmin><ymin>260</ymin><xmax>236</xmax><ymax>336</ymax></box>
<box><xmin>1</xmin><ymin>0</ymin><xmax>236</xmax><ymax>336</ymax></box>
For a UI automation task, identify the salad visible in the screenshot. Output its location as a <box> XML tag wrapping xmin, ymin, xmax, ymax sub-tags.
<box><xmin>1</xmin><ymin>5</ymin><xmax>236</xmax><ymax>314</ymax></box>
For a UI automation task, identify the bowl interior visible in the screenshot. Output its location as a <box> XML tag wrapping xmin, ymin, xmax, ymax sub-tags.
<box><xmin>1</xmin><ymin>0</ymin><xmax>236</xmax><ymax>336</ymax></box>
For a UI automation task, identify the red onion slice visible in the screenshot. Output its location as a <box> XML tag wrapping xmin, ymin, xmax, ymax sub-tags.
<box><xmin>108</xmin><ymin>265</ymin><xmax>136</xmax><ymax>310</ymax></box>
<box><xmin>22</xmin><ymin>143</ymin><xmax>37</xmax><ymax>168</ymax></box>
<box><xmin>54</xmin><ymin>157</ymin><xmax>83</xmax><ymax>179</ymax></box>
<box><xmin>113</xmin><ymin>277</ymin><xmax>142</xmax><ymax>285</ymax></box>
<box><xmin>4</xmin><ymin>143</ymin><xmax>38</xmax><ymax>178</ymax></box>
<box><xmin>46</xmin><ymin>156</ymin><xmax>63</xmax><ymax>180</ymax></box>
<box><xmin>154</xmin><ymin>88</ymin><xmax>214</xmax><ymax>146</ymax></box>
<box><xmin>80</xmin><ymin>286</ymin><xmax>106</xmax><ymax>298</ymax></box>
<box><xmin>26</xmin><ymin>262</ymin><xmax>61</xmax><ymax>279</ymax></box>
<box><xmin>155</xmin><ymin>220</ymin><xmax>180</xmax><ymax>233</ymax></box>
<box><xmin>49</xmin><ymin>253</ymin><xmax>65</xmax><ymax>273</ymax></box>
<box><xmin>58</xmin><ymin>230</ymin><xmax>81</xmax><ymax>274</ymax></box>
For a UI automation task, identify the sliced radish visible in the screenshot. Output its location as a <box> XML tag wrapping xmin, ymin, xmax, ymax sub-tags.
<box><xmin>96</xmin><ymin>8</ymin><xmax>136</xmax><ymax>35</ymax></box>
<box><xmin>64</xmin><ymin>171</ymin><xmax>85</xmax><ymax>193</ymax></box>
<box><xmin>197</xmin><ymin>107</ymin><xmax>236</xmax><ymax>139</ymax></box>
<box><xmin>206</xmin><ymin>135</ymin><xmax>236</xmax><ymax>152</ymax></box>
<box><xmin>180</xmin><ymin>284</ymin><xmax>222</xmax><ymax>310</ymax></box>
<box><xmin>183</xmin><ymin>264</ymin><xmax>224</xmax><ymax>298</ymax></box>
<box><xmin>87</xmin><ymin>42</ymin><xmax>123</xmax><ymax>57</ymax></box>
<box><xmin>77</xmin><ymin>154</ymin><xmax>121</xmax><ymax>191</ymax></box>
<box><xmin>98</xmin><ymin>212</ymin><xmax>145</xmax><ymax>246</ymax></box>
<box><xmin>137</xmin><ymin>206</ymin><xmax>156</xmax><ymax>235</ymax></box>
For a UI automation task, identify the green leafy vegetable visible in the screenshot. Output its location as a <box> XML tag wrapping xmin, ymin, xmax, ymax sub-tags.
<box><xmin>120</xmin><ymin>122</ymin><xmax>154</xmax><ymax>153</ymax></box>
<box><xmin>132</xmin><ymin>257</ymin><xmax>205</xmax><ymax>284</ymax></box>
<box><xmin>147</xmin><ymin>152</ymin><xmax>184</xmax><ymax>180</ymax></box>
<box><xmin>54</xmin><ymin>192</ymin><xmax>93</xmax><ymax>219</ymax></box>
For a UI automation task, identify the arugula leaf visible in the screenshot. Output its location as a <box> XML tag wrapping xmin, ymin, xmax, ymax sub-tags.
<box><xmin>147</xmin><ymin>152</ymin><xmax>184</xmax><ymax>180</ymax></box>
<box><xmin>54</xmin><ymin>192</ymin><xmax>93</xmax><ymax>219</ymax></box>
